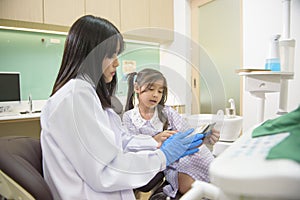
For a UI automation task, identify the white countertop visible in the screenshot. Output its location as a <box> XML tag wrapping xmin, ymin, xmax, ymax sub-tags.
<box><xmin>0</xmin><ymin>112</ymin><xmax>41</xmax><ymax>121</ymax></box>
<box><xmin>0</xmin><ymin>100</ymin><xmax>45</xmax><ymax>121</ymax></box>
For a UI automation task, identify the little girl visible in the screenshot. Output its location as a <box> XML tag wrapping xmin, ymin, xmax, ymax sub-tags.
<box><xmin>122</xmin><ymin>68</ymin><xmax>220</xmax><ymax>198</ymax></box>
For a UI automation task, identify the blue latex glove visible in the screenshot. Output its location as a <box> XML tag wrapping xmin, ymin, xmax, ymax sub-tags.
<box><xmin>160</xmin><ymin>128</ymin><xmax>204</xmax><ymax>166</ymax></box>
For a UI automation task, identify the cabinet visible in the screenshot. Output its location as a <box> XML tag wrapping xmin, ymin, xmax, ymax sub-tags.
<box><xmin>0</xmin><ymin>0</ymin><xmax>43</xmax><ymax>23</ymax></box>
<box><xmin>0</xmin><ymin>118</ymin><xmax>41</xmax><ymax>139</ymax></box>
<box><xmin>120</xmin><ymin>0</ymin><xmax>149</xmax><ymax>31</ymax></box>
<box><xmin>121</xmin><ymin>0</ymin><xmax>174</xmax><ymax>42</ymax></box>
<box><xmin>44</xmin><ymin>0</ymin><xmax>85</xmax><ymax>27</ymax></box>
<box><xmin>149</xmin><ymin>0</ymin><xmax>173</xmax><ymax>30</ymax></box>
<box><xmin>86</xmin><ymin>0</ymin><xmax>120</xmax><ymax>28</ymax></box>
<box><xmin>0</xmin><ymin>0</ymin><xmax>174</xmax><ymax>43</ymax></box>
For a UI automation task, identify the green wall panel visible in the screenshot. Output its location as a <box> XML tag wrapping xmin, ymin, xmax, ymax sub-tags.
<box><xmin>0</xmin><ymin>28</ymin><xmax>160</xmax><ymax>100</ymax></box>
<box><xmin>117</xmin><ymin>42</ymin><xmax>160</xmax><ymax>96</ymax></box>
<box><xmin>0</xmin><ymin>29</ymin><xmax>65</xmax><ymax>100</ymax></box>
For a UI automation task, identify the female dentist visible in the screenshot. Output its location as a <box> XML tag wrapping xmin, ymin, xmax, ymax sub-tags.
<box><xmin>40</xmin><ymin>15</ymin><xmax>204</xmax><ymax>200</ymax></box>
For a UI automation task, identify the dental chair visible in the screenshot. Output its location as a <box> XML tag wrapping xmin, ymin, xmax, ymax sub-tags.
<box><xmin>0</xmin><ymin>136</ymin><xmax>53</xmax><ymax>200</ymax></box>
<box><xmin>135</xmin><ymin>171</ymin><xmax>184</xmax><ymax>200</ymax></box>
<box><xmin>133</xmin><ymin>171</ymin><xmax>165</xmax><ymax>199</ymax></box>
<box><xmin>0</xmin><ymin>136</ymin><xmax>173</xmax><ymax>200</ymax></box>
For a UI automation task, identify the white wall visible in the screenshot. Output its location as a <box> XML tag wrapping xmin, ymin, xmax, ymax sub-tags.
<box><xmin>243</xmin><ymin>0</ymin><xmax>300</xmax><ymax>130</ymax></box>
<box><xmin>160</xmin><ymin>0</ymin><xmax>192</xmax><ymax>114</ymax></box>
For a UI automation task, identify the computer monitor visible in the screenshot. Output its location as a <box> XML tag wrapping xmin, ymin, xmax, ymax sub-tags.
<box><xmin>0</xmin><ymin>72</ymin><xmax>21</xmax><ymax>102</ymax></box>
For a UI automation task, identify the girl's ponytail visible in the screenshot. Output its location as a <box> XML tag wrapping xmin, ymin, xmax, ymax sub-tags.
<box><xmin>125</xmin><ymin>72</ymin><xmax>137</xmax><ymax>111</ymax></box>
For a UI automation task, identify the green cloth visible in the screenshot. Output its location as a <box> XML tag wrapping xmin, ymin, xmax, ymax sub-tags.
<box><xmin>252</xmin><ymin>105</ymin><xmax>300</xmax><ymax>163</ymax></box>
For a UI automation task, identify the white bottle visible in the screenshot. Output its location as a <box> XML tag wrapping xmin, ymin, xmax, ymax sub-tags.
<box><xmin>265</xmin><ymin>34</ymin><xmax>281</xmax><ymax>71</ymax></box>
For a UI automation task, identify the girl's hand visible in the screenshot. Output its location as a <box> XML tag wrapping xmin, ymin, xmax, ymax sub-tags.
<box><xmin>154</xmin><ymin>130</ymin><xmax>177</xmax><ymax>148</ymax></box>
<box><xmin>203</xmin><ymin>128</ymin><xmax>220</xmax><ymax>145</ymax></box>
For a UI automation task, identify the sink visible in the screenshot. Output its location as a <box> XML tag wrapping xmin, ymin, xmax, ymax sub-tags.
<box><xmin>185</xmin><ymin>114</ymin><xmax>243</xmax><ymax>142</ymax></box>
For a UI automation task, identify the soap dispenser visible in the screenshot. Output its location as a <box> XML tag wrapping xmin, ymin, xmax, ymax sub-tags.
<box><xmin>265</xmin><ymin>34</ymin><xmax>281</xmax><ymax>71</ymax></box>
<box><xmin>226</xmin><ymin>98</ymin><xmax>236</xmax><ymax>118</ymax></box>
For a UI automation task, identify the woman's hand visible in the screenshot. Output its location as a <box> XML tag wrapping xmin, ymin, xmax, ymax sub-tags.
<box><xmin>154</xmin><ymin>130</ymin><xmax>177</xmax><ymax>148</ymax></box>
<box><xmin>203</xmin><ymin>128</ymin><xmax>220</xmax><ymax>145</ymax></box>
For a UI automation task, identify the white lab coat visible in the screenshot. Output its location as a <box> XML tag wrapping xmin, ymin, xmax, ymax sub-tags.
<box><xmin>40</xmin><ymin>78</ymin><xmax>166</xmax><ymax>200</ymax></box>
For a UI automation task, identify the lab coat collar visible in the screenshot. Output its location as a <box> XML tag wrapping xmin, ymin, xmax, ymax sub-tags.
<box><xmin>131</xmin><ymin>106</ymin><xmax>163</xmax><ymax>130</ymax></box>
<box><xmin>77</xmin><ymin>74</ymin><xmax>96</xmax><ymax>89</ymax></box>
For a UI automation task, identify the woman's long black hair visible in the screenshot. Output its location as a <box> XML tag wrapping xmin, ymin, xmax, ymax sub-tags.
<box><xmin>51</xmin><ymin>15</ymin><xmax>124</xmax><ymax>109</ymax></box>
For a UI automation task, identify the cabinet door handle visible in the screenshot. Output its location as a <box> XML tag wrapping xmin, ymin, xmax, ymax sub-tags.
<box><xmin>259</xmin><ymin>83</ymin><xmax>266</xmax><ymax>88</ymax></box>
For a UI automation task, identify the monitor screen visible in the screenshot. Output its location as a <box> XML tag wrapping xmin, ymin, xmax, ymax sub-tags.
<box><xmin>0</xmin><ymin>72</ymin><xmax>21</xmax><ymax>102</ymax></box>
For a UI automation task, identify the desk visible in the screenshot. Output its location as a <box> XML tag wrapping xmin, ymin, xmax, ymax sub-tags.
<box><xmin>0</xmin><ymin>113</ymin><xmax>41</xmax><ymax>138</ymax></box>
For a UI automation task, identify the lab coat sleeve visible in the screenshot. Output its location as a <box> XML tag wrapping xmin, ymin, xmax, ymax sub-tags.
<box><xmin>44</xmin><ymin>82</ymin><xmax>166</xmax><ymax>192</ymax></box>
<box><xmin>122</xmin><ymin>111</ymin><xmax>158</xmax><ymax>152</ymax></box>
<box><xmin>122</xmin><ymin>134</ymin><xmax>158</xmax><ymax>153</ymax></box>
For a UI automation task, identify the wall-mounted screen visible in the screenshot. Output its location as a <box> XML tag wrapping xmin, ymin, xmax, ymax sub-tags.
<box><xmin>0</xmin><ymin>72</ymin><xmax>21</xmax><ymax>102</ymax></box>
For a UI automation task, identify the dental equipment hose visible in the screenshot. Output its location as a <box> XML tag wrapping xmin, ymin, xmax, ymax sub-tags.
<box><xmin>180</xmin><ymin>180</ymin><xmax>220</xmax><ymax>200</ymax></box>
